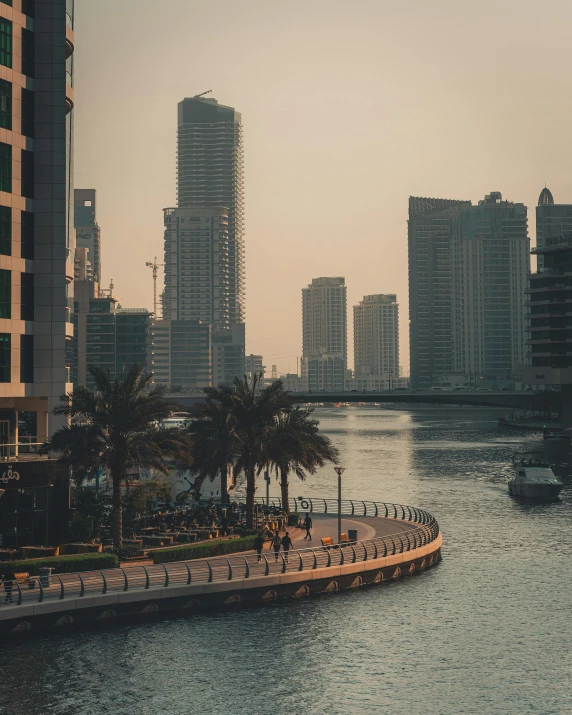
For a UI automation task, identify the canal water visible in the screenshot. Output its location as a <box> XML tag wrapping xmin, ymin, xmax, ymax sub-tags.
<box><xmin>2</xmin><ymin>407</ymin><xmax>571</xmax><ymax>715</ymax></box>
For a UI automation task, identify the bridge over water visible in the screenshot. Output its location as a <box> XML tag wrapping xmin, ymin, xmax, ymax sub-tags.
<box><xmin>169</xmin><ymin>390</ymin><xmax>561</xmax><ymax>414</ymax></box>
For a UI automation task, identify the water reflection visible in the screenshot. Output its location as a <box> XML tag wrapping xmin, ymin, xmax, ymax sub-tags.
<box><xmin>1</xmin><ymin>407</ymin><xmax>571</xmax><ymax>715</ymax></box>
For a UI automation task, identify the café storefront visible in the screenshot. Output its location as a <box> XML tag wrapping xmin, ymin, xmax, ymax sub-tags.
<box><xmin>0</xmin><ymin>460</ymin><xmax>71</xmax><ymax>548</ymax></box>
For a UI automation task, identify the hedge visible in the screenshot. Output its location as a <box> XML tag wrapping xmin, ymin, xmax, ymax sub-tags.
<box><xmin>0</xmin><ymin>552</ymin><xmax>119</xmax><ymax>579</ymax></box>
<box><xmin>149</xmin><ymin>535</ymin><xmax>258</xmax><ymax>564</ymax></box>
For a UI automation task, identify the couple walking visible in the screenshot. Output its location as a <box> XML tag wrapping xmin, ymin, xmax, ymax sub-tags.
<box><xmin>253</xmin><ymin>513</ymin><xmax>314</xmax><ymax>563</ymax></box>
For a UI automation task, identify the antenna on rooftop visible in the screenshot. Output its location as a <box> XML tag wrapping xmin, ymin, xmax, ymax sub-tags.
<box><xmin>192</xmin><ymin>90</ymin><xmax>212</xmax><ymax>100</ymax></box>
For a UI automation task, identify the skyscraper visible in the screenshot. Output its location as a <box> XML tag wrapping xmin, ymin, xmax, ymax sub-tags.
<box><xmin>162</xmin><ymin>206</ymin><xmax>230</xmax><ymax>328</ymax></box>
<box><xmin>302</xmin><ymin>277</ymin><xmax>347</xmax><ymax>391</ymax></box>
<box><xmin>408</xmin><ymin>197</ymin><xmax>470</xmax><ymax>388</ymax></box>
<box><xmin>354</xmin><ymin>294</ymin><xmax>399</xmax><ymax>378</ymax></box>
<box><xmin>0</xmin><ymin>0</ymin><xmax>76</xmax><ymax>548</ymax></box>
<box><xmin>451</xmin><ymin>192</ymin><xmax>529</xmax><ymax>380</ymax></box>
<box><xmin>177</xmin><ymin>96</ymin><xmax>245</xmax><ymax>324</ymax></box>
<box><xmin>162</xmin><ymin>95</ymin><xmax>245</xmax><ymax>386</ymax></box>
<box><xmin>535</xmin><ymin>187</ymin><xmax>572</xmax><ymax>273</ymax></box>
<box><xmin>74</xmin><ymin>189</ymin><xmax>101</xmax><ymax>283</ymax></box>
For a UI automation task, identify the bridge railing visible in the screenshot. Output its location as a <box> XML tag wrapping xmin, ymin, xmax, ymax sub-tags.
<box><xmin>0</xmin><ymin>498</ymin><xmax>440</xmax><ymax>609</ymax></box>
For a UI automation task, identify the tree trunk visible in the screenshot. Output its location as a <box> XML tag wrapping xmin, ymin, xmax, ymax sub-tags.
<box><xmin>221</xmin><ymin>464</ymin><xmax>229</xmax><ymax>506</ymax></box>
<box><xmin>111</xmin><ymin>471</ymin><xmax>123</xmax><ymax>550</ymax></box>
<box><xmin>245</xmin><ymin>465</ymin><xmax>256</xmax><ymax>529</ymax></box>
<box><xmin>280</xmin><ymin>468</ymin><xmax>290</xmax><ymax>514</ymax></box>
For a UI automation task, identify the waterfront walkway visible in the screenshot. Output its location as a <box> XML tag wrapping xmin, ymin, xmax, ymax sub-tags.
<box><xmin>0</xmin><ymin>498</ymin><xmax>442</xmax><ymax>634</ymax></box>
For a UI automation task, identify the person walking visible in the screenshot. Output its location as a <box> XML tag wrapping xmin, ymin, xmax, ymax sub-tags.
<box><xmin>303</xmin><ymin>513</ymin><xmax>312</xmax><ymax>540</ymax></box>
<box><xmin>254</xmin><ymin>532</ymin><xmax>264</xmax><ymax>562</ymax></box>
<box><xmin>271</xmin><ymin>530</ymin><xmax>282</xmax><ymax>561</ymax></box>
<box><xmin>281</xmin><ymin>532</ymin><xmax>293</xmax><ymax>562</ymax></box>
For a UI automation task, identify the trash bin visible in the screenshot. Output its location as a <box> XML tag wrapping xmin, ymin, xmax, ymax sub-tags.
<box><xmin>348</xmin><ymin>529</ymin><xmax>358</xmax><ymax>543</ymax></box>
<box><xmin>38</xmin><ymin>567</ymin><xmax>52</xmax><ymax>588</ymax></box>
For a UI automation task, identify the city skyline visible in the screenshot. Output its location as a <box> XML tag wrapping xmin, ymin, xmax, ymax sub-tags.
<box><xmin>73</xmin><ymin>0</ymin><xmax>572</xmax><ymax>374</ymax></box>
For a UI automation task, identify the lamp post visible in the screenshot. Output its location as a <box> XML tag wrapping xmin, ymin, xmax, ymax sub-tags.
<box><xmin>334</xmin><ymin>466</ymin><xmax>345</xmax><ymax>544</ymax></box>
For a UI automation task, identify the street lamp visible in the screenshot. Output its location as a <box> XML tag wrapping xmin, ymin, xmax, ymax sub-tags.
<box><xmin>334</xmin><ymin>466</ymin><xmax>345</xmax><ymax>544</ymax></box>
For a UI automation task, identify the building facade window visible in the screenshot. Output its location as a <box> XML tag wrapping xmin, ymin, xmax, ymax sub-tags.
<box><xmin>0</xmin><ymin>205</ymin><xmax>10</xmax><ymax>256</ymax></box>
<box><xmin>21</xmin><ymin>28</ymin><xmax>34</xmax><ymax>78</ymax></box>
<box><xmin>20</xmin><ymin>334</ymin><xmax>33</xmax><ymax>383</ymax></box>
<box><xmin>0</xmin><ymin>79</ymin><xmax>11</xmax><ymax>130</ymax></box>
<box><xmin>21</xmin><ymin>210</ymin><xmax>34</xmax><ymax>259</ymax></box>
<box><xmin>22</xmin><ymin>0</ymin><xmax>35</xmax><ymax>17</ymax></box>
<box><xmin>0</xmin><ymin>333</ymin><xmax>10</xmax><ymax>382</ymax></box>
<box><xmin>0</xmin><ymin>142</ymin><xmax>10</xmax><ymax>193</ymax></box>
<box><xmin>0</xmin><ymin>19</ymin><xmax>11</xmax><ymax>69</ymax></box>
<box><xmin>21</xmin><ymin>88</ymin><xmax>34</xmax><ymax>138</ymax></box>
<box><xmin>21</xmin><ymin>149</ymin><xmax>34</xmax><ymax>199</ymax></box>
<box><xmin>0</xmin><ymin>268</ymin><xmax>9</xmax><ymax>319</ymax></box>
<box><xmin>21</xmin><ymin>272</ymin><xmax>33</xmax><ymax>321</ymax></box>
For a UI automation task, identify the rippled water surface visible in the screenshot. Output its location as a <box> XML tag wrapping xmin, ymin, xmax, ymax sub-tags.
<box><xmin>2</xmin><ymin>407</ymin><xmax>572</xmax><ymax>715</ymax></box>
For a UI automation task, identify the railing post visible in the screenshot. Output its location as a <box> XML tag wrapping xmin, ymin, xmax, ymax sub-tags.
<box><xmin>298</xmin><ymin>551</ymin><xmax>303</xmax><ymax>572</ymax></box>
<box><xmin>390</xmin><ymin>536</ymin><xmax>396</xmax><ymax>555</ymax></box>
<box><xmin>281</xmin><ymin>552</ymin><xmax>287</xmax><ymax>574</ymax></box>
<box><xmin>143</xmin><ymin>566</ymin><xmax>150</xmax><ymax>590</ymax></box>
<box><xmin>185</xmin><ymin>562</ymin><xmax>192</xmax><ymax>584</ymax></box>
<box><xmin>326</xmin><ymin>546</ymin><xmax>331</xmax><ymax>567</ymax></box>
<box><xmin>16</xmin><ymin>580</ymin><xmax>22</xmax><ymax>605</ymax></box>
<box><xmin>263</xmin><ymin>554</ymin><xmax>269</xmax><ymax>576</ymax></box>
<box><xmin>78</xmin><ymin>572</ymin><xmax>85</xmax><ymax>597</ymax></box>
<box><xmin>162</xmin><ymin>564</ymin><xmax>169</xmax><ymax>587</ymax></box>
<box><xmin>350</xmin><ymin>543</ymin><xmax>357</xmax><ymax>563</ymax></box>
<box><xmin>312</xmin><ymin>550</ymin><xmax>318</xmax><ymax>569</ymax></box>
<box><xmin>121</xmin><ymin>568</ymin><xmax>129</xmax><ymax>592</ymax></box>
<box><xmin>324</xmin><ymin>498</ymin><xmax>327</xmax><ymax>514</ymax></box>
<box><xmin>226</xmin><ymin>558</ymin><xmax>233</xmax><ymax>580</ymax></box>
<box><xmin>57</xmin><ymin>574</ymin><xmax>65</xmax><ymax>600</ymax></box>
<box><xmin>362</xmin><ymin>501</ymin><xmax>367</xmax><ymax>516</ymax></box>
<box><xmin>404</xmin><ymin>531</ymin><xmax>411</xmax><ymax>551</ymax></box>
<box><xmin>374</xmin><ymin>502</ymin><xmax>379</xmax><ymax>517</ymax></box>
<box><xmin>393</xmin><ymin>504</ymin><xmax>398</xmax><ymax>519</ymax></box>
<box><xmin>340</xmin><ymin>545</ymin><xmax>345</xmax><ymax>565</ymax></box>
<box><xmin>309</xmin><ymin>498</ymin><xmax>313</xmax><ymax>512</ymax></box>
<box><xmin>397</xmin><ymin>534</ymin><xmax>405</xmax><ymax>552</ymax></box>
<box><xmin>243</xmin><ymin>556</ymin><xmax>250</xmax><ymax>579</ymax></box>
<box><xmin>384</xmin><ymin>503</ymin><xmax>388</xmax><ymax>518</ymax></box>
<box><xmin>206</xmin><ymin>560</ymin><xmax>213</xmax><ymax>583</ymax></box>
<box><xmin>372</xmin><ymin>540</ymin><xmax>378</xmax><ymax>559</ymax></box>
<box><xmin>351</xmin><ymin>501</ymin><xmax>355</xmax><ymax>515</ymax></box>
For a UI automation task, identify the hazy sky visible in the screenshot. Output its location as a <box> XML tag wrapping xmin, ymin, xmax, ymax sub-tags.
<box><xmin>75</xmin><ymin>0</ymin><xmax>572</xmax><ymax>375</ymax></box>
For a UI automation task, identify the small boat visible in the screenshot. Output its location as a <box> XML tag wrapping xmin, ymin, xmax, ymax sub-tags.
<box><xmin>508</xmin><ymin>454</ymin><xmax>564</xmax><ymax>500</ymax></box>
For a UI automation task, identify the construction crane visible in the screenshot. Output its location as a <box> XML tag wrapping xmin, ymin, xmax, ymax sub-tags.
<box><xmin>191</xmin><ymin>89</ymin><xmax>212</xmax><ymax>100</ymax></box>
<box><xmin>146</xmin><ymin>257</ymin><xmax>164</xmax><ymax>317</ymax></box>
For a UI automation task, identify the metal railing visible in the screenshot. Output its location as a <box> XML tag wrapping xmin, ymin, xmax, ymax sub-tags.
<box><xmin>0</xmin><ymin>498</ymin><xmax>440</xmax><ymax>609</ymax></box>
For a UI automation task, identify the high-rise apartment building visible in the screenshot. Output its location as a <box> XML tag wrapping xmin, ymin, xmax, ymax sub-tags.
<box><xmin>302</xmin><ymin>277</ymin><xmax>347</xmax><ymax>391</ymax></box>
<box><xmin>535</xmin><ymin>187</ymin><xmax>572</xmax><ymax>273</ymax></box>
<box><xmin>451</xmin><ymin>192</ymin><xmax>529</xmax><ymax>380</ymax></box>
<box><xmin>354</xmin><ymin>294</ymin><xmax>399</xmax><ymax>378</ymax></box>
<box><xmin>408</xmin><ymin>197</ymin><xmax>470</xmax><ymax>388</ymax></box>
<box><xmin>0</xmin><ymin>0</ymin><xmax>76</xmax><ymax>548</ymax></box>
<box><xmin>177</xmin><ymin>96</ymin><xmax>244</xmax><ymax>325</ymax></box>
<box><xmin>74</xmin><ymin>189</ymin><xmax>101</xmax><ymax>283</ymax></box>
<box><xmin>161</xmin><ymin>96</ymin><xmax>246</xmax><ymax>387</ymax></box>
<box><xmin>245</xmin><ymin>354</ymin><xmax>264</xmax><ymax>384</ymax></box>
<box><xmin>153</xmin><ymin>319</ymin><xmax>211</xmax><ymax>389</ymax></box>
<box><xmin>162</xmin><ymin>207</ymin><xmax>230</xmax><ymax>328</ymax></box>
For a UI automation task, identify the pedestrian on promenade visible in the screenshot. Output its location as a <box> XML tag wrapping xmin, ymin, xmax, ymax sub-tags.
<box><xmin>271</xmin><ymin>531</ymin><xmax>282</xmax><ymax>561</ymax></box>
<box><xmin>303</xmin><ymin>513</ymin><xmax>312</xmax><ymax>540</ymax></box>
<box><xmin>254</xmin><ymin>532</ymin><xmax>264</xmax><ymax>562</ymax></box>
<box><xmin>281</xmin><ymin>532</ymin><xmax>293</xmax><ymax>562</ymax></box>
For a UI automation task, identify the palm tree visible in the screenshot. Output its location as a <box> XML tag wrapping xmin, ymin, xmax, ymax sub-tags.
<box><xmin>191</xmin><ymin>375</ymin><xmax>292</xmax><ymax>528</ymax></box>
<box><xmin>50</xmin><ymin>365</ymin><xmax>193</xmax><ymax>549</ymax></box>
<box><xmin>266</xmin><ymin>407</ymin><xmax>339</xmax><ymax>513</ymax></box>
<box><xmin>185</xmin><ymin>385</ymin><xmax>238</xmax><ymax>505</ymax></box>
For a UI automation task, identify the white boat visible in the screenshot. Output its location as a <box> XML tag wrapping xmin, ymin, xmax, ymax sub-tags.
<box><xmin>508</xmin><ymin>456</ymin><xmax>563</xmax><ymax>499</ymax></box>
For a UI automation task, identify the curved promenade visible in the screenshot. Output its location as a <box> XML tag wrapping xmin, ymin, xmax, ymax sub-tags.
<box><xmin>0</xmin><ymin>498</ymin><xmax>442</xmax><ymax>635</ymax></box>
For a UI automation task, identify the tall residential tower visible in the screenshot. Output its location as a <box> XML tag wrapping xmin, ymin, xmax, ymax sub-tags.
<box><xmin>354</xmin><ymin>294</ymin><xmax>399</xmax><ymax>378</ymax></box>
<box><xmin>535</xmin><ymin>187</ymin><xmax>572</xmax><ymax>273</ymax></box>
<box><xmin>302</xmin><ymin>277</ymin><xmax>347</xmax><ymax>391</ymax></box>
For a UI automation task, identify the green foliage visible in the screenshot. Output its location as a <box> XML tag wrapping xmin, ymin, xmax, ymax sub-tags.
<box><xmin>122</xmin><ymin>475</ymin><xmax>174</xmax><ymax>538</ymax></box>
<box><xmin>73</xmin><ymin>489</ymin><xmax>107</xmax><ymax>540</ymax></box>
<box><xmin>287</xmin><ymin>512</ymin><xmax>300</xmax><ymax>526</ymax></box>
<box><xmin>0</xmin><ymin>552</ymin><xmax>118</xmax><ymax>579</ymax></box>
<box><xmin>149</xmin><ymin>535</ymin><xmax>257</xmax><ymax>564</ymax></box>
<box><xmin>116</xmin><ymin>544</ymin><xmax>141</xmax><ymax>559</ymax></box>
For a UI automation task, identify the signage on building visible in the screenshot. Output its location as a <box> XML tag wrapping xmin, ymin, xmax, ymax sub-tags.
<box><xmin>0</xmin><ymin>460</ymin><xmax>70</xmax><ymax>490</ymax></box>
<box><xmin>0</xmin><ymin>465</ymin><xmax>20</xmax><ymax>485</ymax></box>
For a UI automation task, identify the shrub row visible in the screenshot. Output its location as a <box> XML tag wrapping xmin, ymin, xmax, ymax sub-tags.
<box><xmin>149</xmin><ymin>535</ymin><xmax>258</xmax><ymax>564</ymax></box>
<box><xmin>0</xmin><ymin>552</ymin><xmax>119</xmax><ymax>579</ymax></box>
